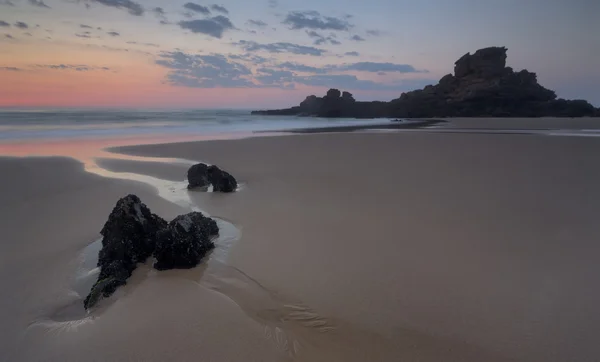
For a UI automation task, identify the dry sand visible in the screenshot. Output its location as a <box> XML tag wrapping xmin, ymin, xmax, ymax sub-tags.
<box><xmin>2</xmin><ymin>126</ymin><xmax>600</xmax><ymax>361</ymax></box>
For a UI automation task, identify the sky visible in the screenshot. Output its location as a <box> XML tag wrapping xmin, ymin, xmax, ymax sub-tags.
<box><xmin>0</xmin><ymin>0</ymin><xmax>598</xmax><ymax>108</ymax></box>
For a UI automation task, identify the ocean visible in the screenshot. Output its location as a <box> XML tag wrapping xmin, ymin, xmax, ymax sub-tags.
<box><xmin>0</xmin><ymin>109</ymin><xmax>390</xmax><ymax>143</ymax></box>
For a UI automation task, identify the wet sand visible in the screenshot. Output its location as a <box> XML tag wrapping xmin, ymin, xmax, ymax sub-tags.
<box><xmin>112</xmin><ymin>131</ymin><xmax>600</xmax><ymax>361</ymax></box>
<box><xmin>2</xmin><ymin>125</ymin><xmax>600</xmax><ymax>361</ymax></box>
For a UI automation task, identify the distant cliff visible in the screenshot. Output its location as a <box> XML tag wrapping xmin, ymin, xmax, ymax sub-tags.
<box><xmin>252</xmin><ymin>47</ymin><xmax>599</xmax><ymax>118</ymax></box>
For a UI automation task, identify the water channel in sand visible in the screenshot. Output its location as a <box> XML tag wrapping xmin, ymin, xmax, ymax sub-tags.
<box><xmin>3</xmin><ymin>133</ymin><xmax>337</xmax><ymax>360</ymax></box>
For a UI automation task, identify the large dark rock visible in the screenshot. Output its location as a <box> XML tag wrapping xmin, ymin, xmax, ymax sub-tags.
<box><xmin>252</xmin><ymin>46</ymin><xmax>599</xmax><ymax>118</ymax></box>
<box><xmin>187</xmin><ymin>163</ymin><xmax>238</xmax><ymax>192</ymax></box>
<box><xmin>84</xmin><ymin>196</ymin><xmax>222</xmax><ymax>309</ymax></box>
<box><xmin>84</xmin><ymin>195</ymin><xmax>167</xmax><ymax>309</ymax></box>
<box><xmin>207</xmin><ymin>165</ymin><xmax>237</xmax><ymax>192</ymax></box>
<box><xmin>187</xmin><ymin>163</ymin><xmax>210</xmax><ymax>189</ymax></box>
<box><xmin>153</xmin><ymin>212</ymin><xmax>219</xmax><ymax>270</ymax></box>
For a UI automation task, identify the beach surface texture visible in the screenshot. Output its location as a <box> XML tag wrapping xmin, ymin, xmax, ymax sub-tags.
<box><xmin>1</xmin><ymin>117</ymin><xmax>600</xmax><ymax>361</ymax></box>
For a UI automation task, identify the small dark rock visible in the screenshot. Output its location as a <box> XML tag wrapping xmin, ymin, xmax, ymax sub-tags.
<box><xmin>187</xmin><ymin>163</ymin><xmax>238</xmax><ymax>192</ymax></box>
<box><xmin>153</xmin><ymin>212</ymin><xmax>219</xmax><ymax>270</ymax></box>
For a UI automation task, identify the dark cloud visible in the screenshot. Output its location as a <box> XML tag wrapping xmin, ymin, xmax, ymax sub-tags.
<box><xmin>248</xmin><ymin>19</ymin><xmax>267</xmax><ymax>28</ymax></box>
<box><xmin>340</xmin><ymin>62</ymin><xmax>419</xmax><ymax>73</ymax></box>
<box><xmin>178</xmin><ymin>16</ymin><xmax>234</xmax><ymax>38</ymax></box>
<box><xmin>107</xmin><ymin>31</ymin><xmax>120</xmax><ymax>36</ymax></box>
<box><xmin>75</xmin><ymin>33</ymin><xmax>91</xmax><ymax>38</ymax></box>
<box><xmin>152</xmin><ymin>7</ymin><xmax>167</xmax><ymax>20</ymax></box>
<box><xmin>350</xmin><ymin>35</ymin><xmax>365</xmax><ymax>42</ymax></box>
<box><xmin>283</xmin><ymin>11</ymin><xmax>352</xmax><ymax>31</ymax></box>
<box><xmin>235</xmin><ymin>40</ymin><xmax>326</xmax><ymax>56</ymax></box>
<box><xmin>28</xmin><ymin>0</ymin><xmax>50</xmax><ymax>8</ymax></box>
<box><xmin>156</xmin><ymin>51</ymin><xmax>256</xmax><ymax>88</ymax></box>
<box><xmin>35</xmin><ymin>64</ymin><xmax>111</xmax><ymax>71</ymax></box>
<box><xmin>160</xmin><ymin>20</ymin><xmax>170</xmax><ymax>25</ymax></box>
<box><xmin>377</xmin><ymin>72</ymin><xmax>386</xmax><ymax>76</ymax></box>
<box><xmin>228</xmin><ymin>53</ymin><xmax>269</xmax><ymax>64</ymax></box>
<box><xmin>183</xmin><ymin>2</ymin><xmax>211</xmax><ymax>15</ymax></box>
<box><xmin>0</xmin><ymin>21</ymin><xmax>10</xmax><ymax>27</ymax></box>
<box><xmin>0</xmin><ymin>0</ymin><xmax>15</xmax><ymax>5</ymax></box>
<box><xmin>5</xmin><ymin>34</ymin><xmax>14</xmax><ymax>39</ymax></box>
<box><xmin>85</xmin><ymin>0</ymin><xmax>144</xmax><ymax>16</ymax></box>
<box><xmin>210</xmin><ymin>4</ymin><xmax>228</xmax><ymax>14</ymax></box>
<box><xmin>277</xmin><ymin>61</ymin><xmax>328</xmax><ymax>74</ymax></box>
<box><xmin>24</xmin><ymin>32</ymin><xmax>32</xmax><ymax>36</ymax></box>
<box><xmin>15</xmin><ymin>22</ymin><xmax>29</xmax><ymax>29</ymax></box>
<box><xmin>344</xmin><ymin>51</ymin><xmax>360</xmax><ymax>56</ymax></box>
<box><xmin>0</xmin><ymin>66</ymin><xmax>21</xmax><ymax>71</ymax></box>
<box><xmin>80</xmin><ymin>24</ymin><xmax>93</xmax><ymax>28</ymax></box>
<box><xmin>306</xmin><ymin>30</ymin><xmax>341</xmax><ymax>46</ymax></box>
<box><xmin>268</xmin><ymin>0</ymin><xmax>277</xmax><ymax>8</ymax></box>
<box><xmin>366</xmin><ymin>29</ymin><xmax>382</xmax><ymax>36</ymax></box>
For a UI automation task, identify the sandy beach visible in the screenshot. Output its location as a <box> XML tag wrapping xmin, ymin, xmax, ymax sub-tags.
<box><xmin>2</xmin><ymin>122</ymin><xmax>600</xmax><ymax>361</ymax></box>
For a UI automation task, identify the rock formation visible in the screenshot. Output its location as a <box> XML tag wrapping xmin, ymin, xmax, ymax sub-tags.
<box><xmin>252</xmin><ymin>46</ymin><xmax>599</xmax><ymax>118</ymax></box>
<box><xmin>154</xmin><ymin>212</ymin><xmax>219</xmax><ymax>270</ymax></box>
<box><xmin>84</xmin><ymin>195</ymin><xmax>220</xmax><ymax>309</ymax></box>
<box><xmin>187</xmin><ymin>163</ymin><xmax>237</xmax><ymax>192</ymax></box>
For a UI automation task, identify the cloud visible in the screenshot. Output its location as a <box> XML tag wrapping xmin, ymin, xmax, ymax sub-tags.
<box><xmin>179</xmin><ymin>16</ymin><xmax>234</xmax><ymax>38</ymax></box>
<box><xmin>277</xmin><ymin>61</ymin><xmax>328</xmax><ymax>74</ymax></box>
<box><xmin>80</xmin><ymin>24</ymin><xmax>93</xmax><ymax>28</ymax></box>
<box><xmin>35</xmin><ymin>64</ymin><xmax>111</xmax><ymax>71</ymax></box>
<box><xmin>24</xmin><ymin>32</ymin><xmax>32</xmax><ymax>36</ymax></box>
<box><xmin>107</xmin><ymin>31</ymin><xmax>120</xmax><ymax>36</ymax></box>
<box><xmin>0</xmin><ymin>0</ymin><xmax>15</xmax><ymax>5</ymax></box>
<box><xmin>235</xmin><ymin>40</ymin><xmax>326</xmax><ymax>56</ymax></box>
<box><xmin>156</xmin><ymin>51</ymin><xmax>256</xmax><ymax>88</ymax></box>
<box><xmin>75</xmin><ymin>33</ymin><xmax>91</xmax><ymax>38</ymax></box>
<box><xmin>339</xmin><ymin>62</ymin><xmax>420</xmax><ymax>73</ymax></box>
<box><xmin>14</xmin><ymin>22</ymin><xmax>29</xmax><ymax>29</ymax></box>
<box><xmin>152</xmin><ymin>6</ymin><xmax>167</xmax><ymax>20</ymax></box>
<box><xmin>4</xmin><ymin>34</ymin><xmax>14</xmax><ymax>39</ymax></box>
<box><xmin>210</xmin><ymin>4</ymin><xmax>228</xmax><ymax>14</ymax></box>
<box><xmin>255</xmin><ymin>68</ymin><xmax>295</xmax><ymax>87</ymax></box>
<box><xmin>268</xmin><ymin>0</ymin><xmax>277</xmax><ymax>8</ymax></box>
<box><xmin>228</xmin><ymin>53</ymin><xmax>269</xmax><ymax>64</ymax></box>
<box><xmin>306</xmin><ymin>30</ymin><xmax>340</xmax><ymax>46</ymax></box>
<box><xmin>350</xmin><ymin>35</ymin><xmax>365</xmax><ymax>42</ymax></box>
<box><xmin>294</xmin><ymin>74</ymin><xmax>434</xmax><ymax>91</ymax></box>
<box><xmin>126</xmin><ymin>41</ymin><xmax>159</xmax><ymax>47</ymax></box>
<box><xmin>85</xmin><ymin>0</ymin><xmax>144</xmax><ymax>16</ymax></box>
<box><xmin>28</xmin><ymin>0</ymin><xmax>50</xmax><ymax>8</ymax></box>
<box><xmin>366</xmin><ymin>29</ymin><xmax>381</xmax><ymax>36</ymax></box>
<box><xmin>344</xmin><ymin>51</ymin><xmax>360</xmax><ymax>56</ymax></box>
<box><xmin>0</xmin><ymin>66</ymin><xmax>21</xmax><ymax>71</ymax></box>
<box><xmin>0</xmin><ymin>21</ymin><xmax>10</xmax><ymax>27</ymax></box>
<box><xmin>183</xmin><ymin>2</ymin><xmax>210</xmax><ymax>15</ymax></box>
<box><xmin>248</xmin><ymin>19</ymin><xmax>267</xmax><ymax>28</ymax></box>
<box><xmin>283</xmin><ymin>11</ymin><xmax>352</xmax><ymax>31</ymax></box>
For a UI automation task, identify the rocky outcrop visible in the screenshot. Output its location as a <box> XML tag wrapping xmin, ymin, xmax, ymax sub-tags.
<box><xmin>187</xmin><ymin>163</ymin><xmax>237</xmax><ymax>192</ymax></box>
<box><xmin>252</xmin><ymin>46</ymin><xmax>599</xmax><ymax>118</ymax></box>
<box><xmin>84</xmin><ymin>195</ymin><xmax>167</xmax><ymax>309</ymax></box>
<box><xmin>154</xmin><ymin>212</ymin><xmax>218</xmax><ymax>270</ymax></box>
<box><xmin>84</xmin><ymin>195</ymin><xmax>220</xmax><ymax>309</ymax></box>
